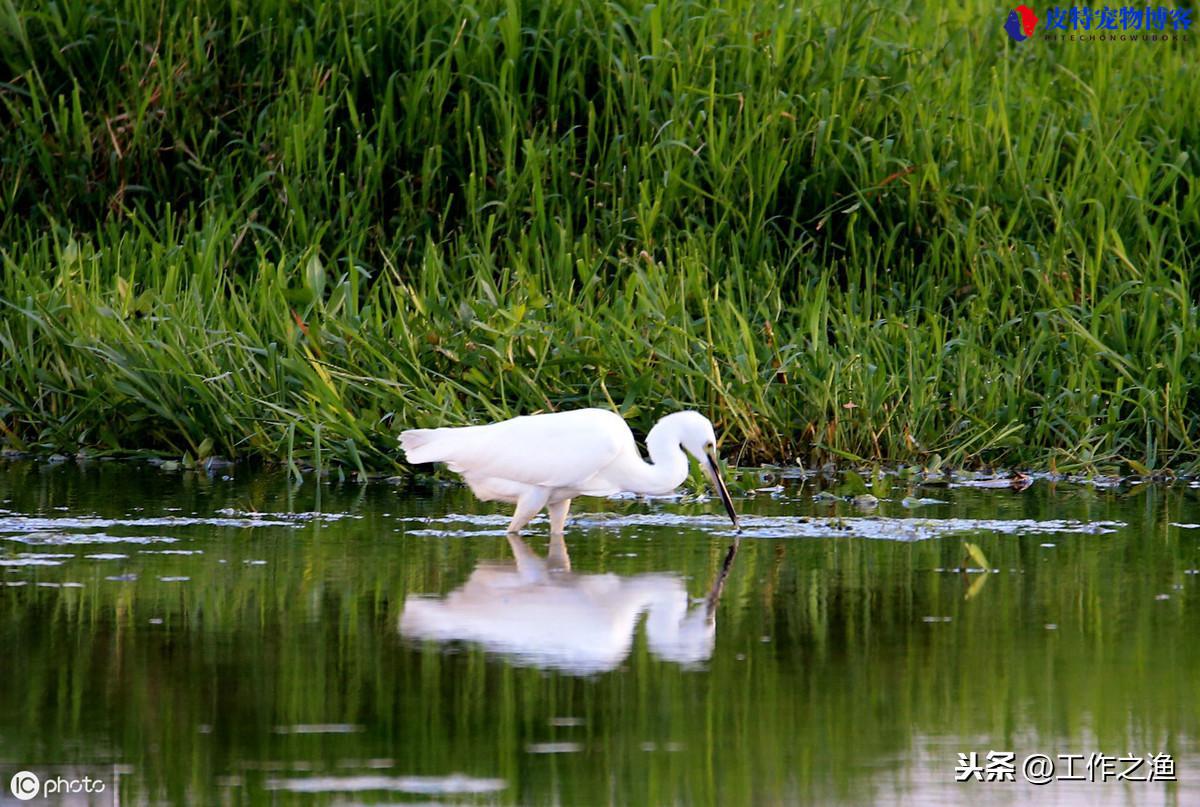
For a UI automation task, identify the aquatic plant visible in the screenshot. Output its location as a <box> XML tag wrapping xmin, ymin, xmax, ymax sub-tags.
<box><xmin>0</xmin><ymin>0</ymin><xmax>1196</xmax><ymax>472</ymax></box>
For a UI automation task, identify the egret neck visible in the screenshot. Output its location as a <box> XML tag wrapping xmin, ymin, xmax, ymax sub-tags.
<box><xmin>610</xmin><ymin>415</ymin><xmax>695</xmax><ymax>496</ymax></box>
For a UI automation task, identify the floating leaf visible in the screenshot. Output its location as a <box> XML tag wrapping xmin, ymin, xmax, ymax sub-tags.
<box><xmin>965</xmin><ymin>570</ymin><xmax>991</xmax><ymax>601</ymax></box>
<box><xmin>963</xmin><ymin>541</ymin><xmax>990</xmax><ymax>570</ymax></box>
<box><xmin>838</xmin><ymin>470</ymin><xmax>869</xmax><ymax>497</ymax></box>
<box><xmin>872</xmin><ymin>467</ymin><xmax>891</xmax><ymax>498</ymax></box>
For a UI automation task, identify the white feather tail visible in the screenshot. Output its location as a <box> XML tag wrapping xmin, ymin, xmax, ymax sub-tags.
<box><xmin>399</xmin><ymin>428</ymin><xmax>452</xmax><ymax>464</ymax></box>
<box><xmin>400</xmin><ymin>426</ymin><xmax>489</xmax><ymax>469</ymax></box>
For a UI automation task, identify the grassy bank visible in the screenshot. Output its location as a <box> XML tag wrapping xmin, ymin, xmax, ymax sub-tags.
<box><xmin>1</xmin><ymin>0</ymin><xmax>1197</xmax><ymax>474</ymax></box>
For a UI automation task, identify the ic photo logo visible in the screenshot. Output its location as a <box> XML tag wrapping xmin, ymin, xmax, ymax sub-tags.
<box><xmin>9</xmin><ymin>770</ymin><xmax>40</xmax><ymax>801</ymax></box>
<box><xmin>7</xmin><ymin>769</ymin><xmax>108</xmax><ymax>801</ymax></box>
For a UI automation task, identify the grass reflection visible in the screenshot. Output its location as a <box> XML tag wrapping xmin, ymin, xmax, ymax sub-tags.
<box><xmin>0</xmin><ymin>464</ymin><xmax>1198</xmax><ymax>803</ymax></box>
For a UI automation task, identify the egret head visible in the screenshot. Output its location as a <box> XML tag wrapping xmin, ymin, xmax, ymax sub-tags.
<box><xmin>661</xmin><ymin>411</ymin><xmax>740</xmax><ymax>530</ymax></box>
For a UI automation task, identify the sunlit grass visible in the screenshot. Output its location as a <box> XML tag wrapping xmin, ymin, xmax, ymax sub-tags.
<box><xmin>0</xmin><ymin>0</ymin><xmax>1196</xmax><ymax>473</ymax></box>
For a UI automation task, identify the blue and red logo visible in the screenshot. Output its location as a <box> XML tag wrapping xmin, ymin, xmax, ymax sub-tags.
<box><xmin>1005</xmin><ymin>6</ymin><xmax>1192</xmax><ymax>41</ymax></box>
<box><xmin>1005</xmin><ymin>5</ymin><xmax>1041</xmax><ymax>40</ymax></box>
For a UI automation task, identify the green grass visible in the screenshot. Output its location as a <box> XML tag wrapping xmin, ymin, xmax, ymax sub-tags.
<box><xmin>1</xmin><ymin>0</ymin><xmax>1197</xmax><ymax>473</ymax></box>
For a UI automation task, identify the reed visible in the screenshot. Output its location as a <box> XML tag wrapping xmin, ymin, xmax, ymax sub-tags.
<box><xmin>1</xmin><ymin>0</ymin><xmax>1196</xmax><ymax>473</ymax></box>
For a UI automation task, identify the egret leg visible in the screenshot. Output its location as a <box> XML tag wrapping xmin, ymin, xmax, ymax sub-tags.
<box><xmin>547</xmin><ymin>531</ymin><xmax>572</xmax><ymax>573</ymax></box>
<box><xmin>547</xmin><ymin>498</ymin><xmax>572</xmax><ymax>535</ymax></box>
<box><xmin>507</xmin><ymin>489</ymin><xmax>550</xmax><ymax>534</ymax></box>
<box><xmin>506</xmin><ymin>534</ymin><xmax>548</xmax><ymax>583</ymax></box>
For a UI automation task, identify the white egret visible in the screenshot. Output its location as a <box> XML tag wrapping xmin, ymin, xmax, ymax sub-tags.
<box><xmin>399</xmin><ymin>408</ymin><xmax>739</xmax><ymax>534</ymax></box>
<box><xmin>399</xmin><ymin>534</ymin><xmax>741</xmax><ymax>674</ymax></box>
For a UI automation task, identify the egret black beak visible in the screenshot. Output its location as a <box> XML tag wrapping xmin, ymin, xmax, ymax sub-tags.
<box><xmin>704</xmin><ymin>448</ymin><xmax>740</xmax><ymax>531</ymax></box>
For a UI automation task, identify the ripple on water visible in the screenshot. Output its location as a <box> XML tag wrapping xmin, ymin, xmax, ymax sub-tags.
<box><xmin>0</xmin><ymin>509</ymin><xmax>360</xmax><ymax>557</ymax></box>
<box><xmin>272</xmin><ymin>724</ymin><xmax>364</xmax><ymax>735</ymax></box>
<box><xmin>262</xmin><ymin>774</ymin><xmax>506</xmax><ymax>794</ymax></box>
<box><xmin>3</xmin><ymin>531</ymin><xmax>178</xmax><ymax>546</ymax></box>
<box><xmin>0</xmin><ymin>556</ymin><xmax>67</xmax><ymax>567</ymax></box>
<box><xmin>214</xmin><ymin>508</ymin><xmax>361</xmax><ymax>523</ymax></box>
<box><xmin>0</xmin><ymin>510</ymin><xmax>358</xmax><ymax>537</ymax></box>
<box><xmin>526</xmin><ymin>742</ymin><xmax>584</xmax><ymax>754</ymax></box>
<box><xmin>398</xmin><ymin>513</ymin><xmax>1125</xmax><ymax>542</ymax></box>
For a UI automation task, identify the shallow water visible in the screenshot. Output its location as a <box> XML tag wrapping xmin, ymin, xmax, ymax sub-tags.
<box><xmin>1</xmin><ymin>462</ymin><xmax>1198</xmax><ymax>805</ymax></box>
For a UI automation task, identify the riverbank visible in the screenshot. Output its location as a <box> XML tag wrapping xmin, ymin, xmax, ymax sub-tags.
<box><xmin>1</xmin><ymin>0</ymin><xmax>1196</xmax><ymax>473</ymax></box>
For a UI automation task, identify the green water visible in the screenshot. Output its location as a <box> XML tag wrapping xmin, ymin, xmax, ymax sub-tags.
<box><xmin>1</xmin><ymin>462</ymin><xmax>1198</xmax><ymax>805</ymax></box>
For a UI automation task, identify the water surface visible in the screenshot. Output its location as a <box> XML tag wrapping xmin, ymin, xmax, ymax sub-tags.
<box><xmin>1</xmin><ymin>462</ymin><xmax>1198</xmax><ymax>804</ymax></box>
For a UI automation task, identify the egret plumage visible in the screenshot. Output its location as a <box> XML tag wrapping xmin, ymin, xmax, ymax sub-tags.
<box><xmin>399</xmin><ymin>533</ymin><xmax>741</xmax><ymax>674</ymax></box>
<box><xmin>399</xmin><ymin>408</ymin><xmax>739</xmax><ymax>534</ymax></box>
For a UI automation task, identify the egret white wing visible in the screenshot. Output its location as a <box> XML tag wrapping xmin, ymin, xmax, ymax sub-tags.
<box><xmin>400</xmin><ymin>409</ymin><xmax>632</xmax><ymax>489</ymax></box>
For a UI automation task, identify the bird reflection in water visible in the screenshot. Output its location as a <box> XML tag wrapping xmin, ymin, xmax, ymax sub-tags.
<box><xmin>400</xmin><ymin>535</ymin><xmax>741</xmax><ymax>675</ymax></box>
